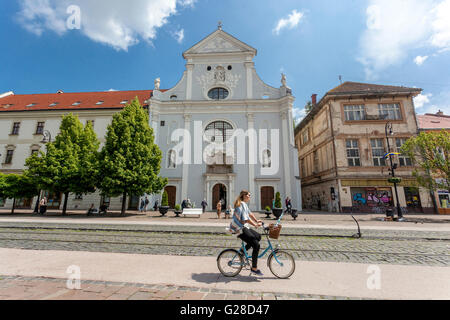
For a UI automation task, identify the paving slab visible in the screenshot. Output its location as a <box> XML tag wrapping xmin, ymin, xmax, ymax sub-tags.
<box><xmin>0</xmin><ymin>248</ymin><xmax>448</xmax><ymax>300</ymax></box>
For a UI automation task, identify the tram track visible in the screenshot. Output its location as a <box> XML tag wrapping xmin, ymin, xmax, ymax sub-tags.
<box><xmin>0</xmin><ymin>225</ymin><xmax>448</xmax><ymax>242</ymax></box>
<box><xmin>0</xmin><ymin>229</ymin><xmax>448</xmax><ymax>262</ymax></box>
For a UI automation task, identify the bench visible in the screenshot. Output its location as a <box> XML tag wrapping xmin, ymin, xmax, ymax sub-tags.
<box><xmin>182</xmin><ymin>208</ymin><xmax>203</xmax><ymax>217</ymax></box>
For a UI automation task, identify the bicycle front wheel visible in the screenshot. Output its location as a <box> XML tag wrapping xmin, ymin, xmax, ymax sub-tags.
<box><xmin>217</xmin><ymin>249</ymin><xmax>244</xmax><ymax>277</ymax></box>
<box><xmin>268</xmin><ymin>250</ymin><xmax>295</xmax><ymax>279</ymax></box>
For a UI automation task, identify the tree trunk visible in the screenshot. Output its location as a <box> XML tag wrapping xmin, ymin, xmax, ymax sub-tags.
<box><xmin>121</xmin><ymin>192</ymin><xmax>127</xmax><ymax>216</ymax></box>
<box><xmin>62</xmin><ymin>192</ymin><xmax>69</xmax><ymax>216</ymax></box>
<box><xmin>11</xmin><ymin>198</ymin><xmax>16</xmax><ymax>215</ymax></box>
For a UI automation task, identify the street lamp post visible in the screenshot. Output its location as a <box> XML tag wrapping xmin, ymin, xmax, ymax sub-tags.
<box><xmin>385</xmin><ymin>122</ymin><xmax>404</xmax><ymax>221</ymax></box>
<box><xmin>33</xmin><ymin>130</ymin><xmax>52</xmax><ymax>214</ymax></box>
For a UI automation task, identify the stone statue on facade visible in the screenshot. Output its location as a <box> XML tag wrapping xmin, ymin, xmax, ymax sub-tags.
<box><xmin>154</xmin><ymin>78</ymin><xmax>161</xmax><ymax>91</ymax></box>
<box><xmin>281</xmin><ymin>73</ymin><xmax>287</xmax><ymax>87</ymax></box>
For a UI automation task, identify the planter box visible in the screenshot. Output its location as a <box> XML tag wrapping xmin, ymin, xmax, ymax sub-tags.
<box><xmin>159</xmin><ymin>206</ymin><xmax>170</xmax><ymax>216</ymax></box>
<box><xmin>272</xmin><ymin>208</ymin><xmax>283</xmax><ymax>219</ymax></box>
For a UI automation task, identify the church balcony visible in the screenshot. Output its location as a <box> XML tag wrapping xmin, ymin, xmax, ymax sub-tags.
<box><xmin>206</xmin><ymin>165</ymin><xmax>234</xmax><ymax>174</ymax></box>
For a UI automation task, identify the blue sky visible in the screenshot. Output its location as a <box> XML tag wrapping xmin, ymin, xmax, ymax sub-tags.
<box><xmin>1</xmin><ymin>0</ymin><xmax>449</xmax><ymax>122</ymax></box>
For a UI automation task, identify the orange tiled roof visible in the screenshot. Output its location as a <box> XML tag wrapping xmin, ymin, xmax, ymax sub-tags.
<box><xmin>328</xmin><ymin>82</ymin><xmax>422</xmax><ymax>95</ymax></box>
<box><xmin>0</xmin><ymin>90</ymin><xmax>153</xmax><ymax>112</ymax></box>
<box><xmin>417</xmin><ymin>113</ymin><xmax>450</xmax><ymax>130</ymax></box>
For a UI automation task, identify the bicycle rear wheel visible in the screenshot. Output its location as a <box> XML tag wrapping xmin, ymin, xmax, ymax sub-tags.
<box><xmin>217</xmin><ymin>249</ymin><xmax>244</xmax><ymax>277</ymax></box>
<box><xmin>268</xmin><ymin>250</ymin><xmax>295</xmax><ymax>279</ymax></box>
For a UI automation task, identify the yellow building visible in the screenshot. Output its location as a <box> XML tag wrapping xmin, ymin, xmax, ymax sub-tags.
<box><xmin>295</xmin><ymin>82</ymin><xmax>434</xmax><ymax>214</ymax></box>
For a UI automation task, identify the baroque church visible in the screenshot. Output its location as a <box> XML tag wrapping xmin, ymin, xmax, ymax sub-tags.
<box><xmin>0</xmin><ymin>27</ymin><xmax>301</xmax><ymax>212</ymax></box>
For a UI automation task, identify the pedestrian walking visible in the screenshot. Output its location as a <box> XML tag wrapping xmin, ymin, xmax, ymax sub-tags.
<box><xmin>225</xmin><ymin>205</ymin><xmax>232</xmax><ymax>219</ymax></box>
<box><xmin>153</xmin><ymin>200</ymin><xmax>159</xmax><ymax>211</ymax></box>
<box><xmin>144</xmin><ymin>197</ymin><xmax>149</xmax><ymax>212</ymax></box>
<box><xmin>139</xmin><ymin>198</ymin><xmax>145</xmax><ymax>212</ymax></box>
<box><xmin>217</xmin><ymin>200</ymin><xmax>222</xmax><ymax>219</ymax></box>
<box><xmin>201</xmin><ymin>199</ymin><xmax>208</xmax><ymax>213</ymax></box>
<box><xmin>39</xmin><ymin>197</ymin><xmax>47</xmax><ymax>215</ymax></box>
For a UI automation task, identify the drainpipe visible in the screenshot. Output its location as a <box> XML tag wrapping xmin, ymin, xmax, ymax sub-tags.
<box><xmin>327</xmin><ymin>100</ymin><xmax>342</xmax><ymax>213</ymax></box>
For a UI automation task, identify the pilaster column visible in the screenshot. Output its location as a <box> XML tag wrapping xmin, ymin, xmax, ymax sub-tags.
<box><xmin>281</xmin><ymin>110</ymin><xmax>292</xmax><ymax>199</ymax></box>
<box><xmin>247</xmin><ymin>112</ymin><xmax>256</xmax><ymax>209</ymax></box>
<box><xmin>245</xmin><ymin>62</ymin><xmax>254</xmax><ymax>100</ymax></box>
<box><xmin>181</xmin><ymin>114</ymin><xmax>192</xmax><ymax>201</ymax></box>
<box><xmin>186</xmin><ymin>64</ymin><xmax>194</xmax><ymax>100</ymax></box>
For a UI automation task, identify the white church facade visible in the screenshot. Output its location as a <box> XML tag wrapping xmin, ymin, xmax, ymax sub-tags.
<box><xmin>0</xmin><ymin>28</ymin><xmax>302</xmax><ymax>212</ymax></box>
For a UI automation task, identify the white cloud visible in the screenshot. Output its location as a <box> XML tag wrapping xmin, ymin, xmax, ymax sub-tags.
<box><xmin>430</xmin><ymin>0</ymin><xmax>450</xmax><ymax>49</ymax></box>
<box><xmin>414</xmin><ymin>93</ymin><xmax>432</xmax><ymax>109</ymax></box>
<box><xmin>273</xmin><ymin>10</ymin><xmax>304</xmax><ymax>35</ymax></box>
<box><xmin>359</xmin><ymin>0</ymin><xmax>450</xmax><ymax>79</ymax></box>
<box><xmin>414</xmin><ymin>55</ymin><xmax>429</xmax><ymax>66</ymax></box>
<box><xmin>172</xmin><ymin>28</ymin><xmax>185</xmax><ymax>44</ymax></box>
<box><xmin>293</xmin><ymin>106</ymin><xmax>307</xmax><ymax>124</ymax></box>
<box><xmin>16</xmin><ymin>0</ymin><xmax>194</xmax><ymax>51</ymax></box>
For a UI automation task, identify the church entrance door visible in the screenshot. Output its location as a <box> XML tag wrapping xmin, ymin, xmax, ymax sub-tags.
<box><xmin>212</xmin><ymin>184</ymin><xmax>227</xmax><ymax>211</ymax></box>
<box><xmin>261</xmin><ymin>186</ymin><xmax>275</xmax><ymax>211</ymax></box>
<box><xmin>164</xmin><ymin>186</ymin><xmax>176</xmax><ymax>209</ymax></box>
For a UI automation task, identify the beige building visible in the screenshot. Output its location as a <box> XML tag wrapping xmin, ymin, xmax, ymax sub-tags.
<box><xmin>417</xmin><ymin>111</ymin><xmax>450</xmax><ymax>214</ymax></box>
<box><xmin>294</xmin><ymin>82</ymin><xmax>434</xmax><ymax>214</ymax></box>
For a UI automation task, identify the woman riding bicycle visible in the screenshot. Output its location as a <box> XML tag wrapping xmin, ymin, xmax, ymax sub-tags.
<box><xmin>229</xmin><ymin>190</ymin><xmax>264</xmax><ymax>276</ymax></box>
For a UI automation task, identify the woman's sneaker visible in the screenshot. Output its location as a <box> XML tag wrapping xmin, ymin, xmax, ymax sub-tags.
<box><xmin>251</xmin><ymin>269</ymin><xmax>263</xmax><ymax>276</ymax></box>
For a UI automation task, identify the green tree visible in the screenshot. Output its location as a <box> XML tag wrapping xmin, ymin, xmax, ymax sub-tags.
<box><xmin>99</xmin><ymin>98</ymin><xmax>167</xmax><ymax>215</ymax></box>
<box><xmin>2</xmin><ymin>174</ymin><xmax>39</xmax><ymax>214</ymax></box>
<box><xmin>25</xmin><ymin>114</ymin><xmax>100</xmax><ymax>215</ymax></box>
<box><xmin>274</xmin><ymin>192</ymin><xmax>282</xmax><ymax>209</ymax></box>
<box><xmin>401</xmin><ymin>130</ymin><xmax>450</xmax><ymax>197</ymax></box>
<box><xmin>161</xmin><ymin>190</ymin><xmax>169</xmax><ymax>207</ymax></box>
<box><xmin>305</xmin><ymin>101</ymin><xmax>313</xmax><ymax>114</ymax></box>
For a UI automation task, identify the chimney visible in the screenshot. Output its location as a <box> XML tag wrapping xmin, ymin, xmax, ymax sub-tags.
<box><xmin>0</xmin><ymin>91</ymin><xmax>14</xmax><ymax>99</ymax></box>
<box><xmin>311</xmin><ymin>94</ymin><xmax>317</xmax><ymax>105</ymax></box>
<box><xmin>436</xmin><ymin>110</ymin><xmax>444</xmax><ymax>116</ymax></box>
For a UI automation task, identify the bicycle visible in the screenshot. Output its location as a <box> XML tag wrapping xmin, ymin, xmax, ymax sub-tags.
<box><xmin>217</xmin><ymin>213</ymin><xmax>295</xmax><ymax>279</ymax></box>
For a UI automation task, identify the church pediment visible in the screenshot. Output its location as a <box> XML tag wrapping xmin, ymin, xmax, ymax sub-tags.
<box><xmin>183</xmin><ymin>29</ymin><xmax>256</xmax><ymax>57</ymax></box>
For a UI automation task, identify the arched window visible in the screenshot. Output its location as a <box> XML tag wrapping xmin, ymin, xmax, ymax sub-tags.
<box><xmin>262</xmin><ymin>149</ymin><xmax>272</xmax><ymax>168</ymax></box>
<box><xmin>204</xmin><ymin>121</ymin><xmax>233</xmax><ymax>143</ymax></box>
<box><xmin>208</xmin><ymin>87</ymin><xmax>229</xmax><ymax>100</ymax></box>
<box><xmin>167</xmin><ymin>150</ymin><xmax>176</xmax><ymax>169</ymax></box>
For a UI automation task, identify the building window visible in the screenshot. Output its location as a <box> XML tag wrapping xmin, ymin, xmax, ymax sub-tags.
<box><xmin>49</xmin><ymin>102</ymin><xmax>59</xmax><ymax>107</ymax></box>
<box><xmin>120</xmin><ymin>100</ymin><xmax>129</xmax><ymax>104</ymax></box>
<box><xmin>300</xmin><ymin>159</ymin><xmax>306</xmax><ymax>178</ymax></box>
<box><xmin>31</xmin><ymin>149</ymin><xmax>39</xmax><ymax>156</ymax></box>
<box><xmin>378</xmin><ymin>103</ymin><xmax>401</xmax><ymax>120</ymax></box>
<box><xmin>11</xmin><ymin>122</ymin><xmax>20</xmax><ymax>135</ymax></box>
<box><xmin>72</xmin><ymin>101</ymin><xmax>81</xmax><ymax>106</ymax></box>
<box><xmin>313</xmin><ymin>150</ymin><xmax>319</xmax><ymax>173</ymax></box>
<box><xmin>26</xmin><ymin>103</ymin><xmax>37</xmax><ymax>107</ymax></box>
<box><xmin>36</xmin><ymin>122</ymin><xmax>45</xmax><ymax>135</ymax></box>
<box><xmin>301</xmin><ymin>129</ymin><xmax>309</xmax><ymax>145</ymax></box>
<box><xmin>160</xmin><ymin>121</ymin><xmax>165</xmax><ymax>127</ymax></box>
<box><xmin>396</xmin><ymin>138</ymin><xmax>412</xmax><ymax>166</ymax></box>
<box><xmin>371</xmin><ymin>139</ymin><xmax>386</xmax><ymax>166</ymax></box>
<box><xmin>96</xmin><ymin>101</ymin><xmax>104</xmax><ymax>105</ymax></box>
<box><xmin>167</xmin><ymin>150</ymin><xmax>176</xmax><ymax>169</ymax></box>
<box><xmin>344</xmin><ymin>105</ymin><xmax>366</xmax><ymax>121</ymax></box>
<box><xmin>4</xmin><ymin>150</ymin><xmax>14</xmax><ymax>164</ymax></box>
<box><xmin>204</xmin><ymin>121</ymin><xmax>233</xmax><ymax>143</ymax></box>
<box><xmin>346</xmin><ymin>139</ymin><xmax>361</xmax><ymax>167</ymax></box>
<box><xmin>86</xmin><ymin>120</ymin><xmax>95</xmax><ymax>128</ymax></box>
<box><xmin>262</xmin><ymin>149</ymin><xmax>272</xmax><ymax>168</ymax></box>
<box><xmin>208</xmin><ymin>87</ymin><xmax>229</xmax><ymax>100</ymax></box>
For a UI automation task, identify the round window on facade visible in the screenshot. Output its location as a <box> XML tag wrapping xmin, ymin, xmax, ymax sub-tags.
<box><xmin>208</xmin><ymin>87</ymin><xmax>229</xmax><ymax>100</ymax></box>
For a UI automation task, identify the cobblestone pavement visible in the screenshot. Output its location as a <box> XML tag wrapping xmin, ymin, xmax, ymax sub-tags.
<box><xmin>0</xmin><ymin>275</ymin><xmax>366</xmax><ymax>300</ymax></box>
<box><xmin>0</xmin><ymin>221</ymin><xmax>449</xmax><ymax>267</ymax></box>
